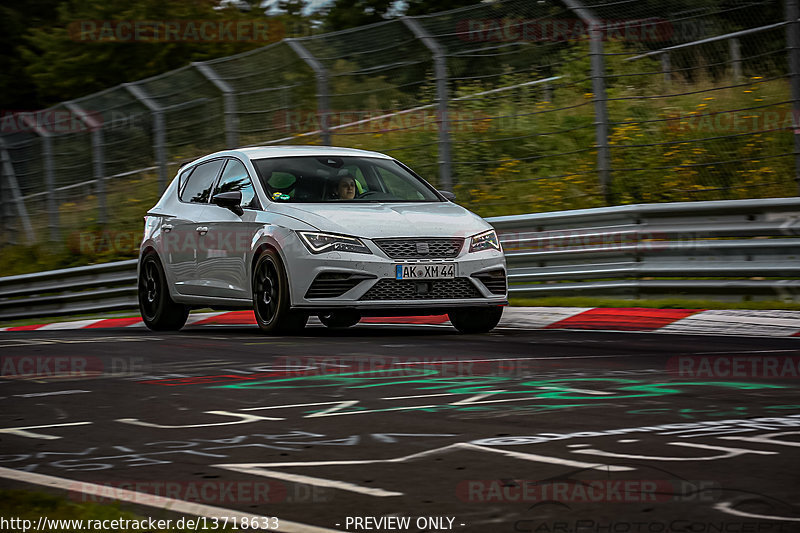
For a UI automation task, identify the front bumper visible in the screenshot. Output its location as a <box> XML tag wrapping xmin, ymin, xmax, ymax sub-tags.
<box><xmin>284</xmin><ymin>234</ymin><xmax>507</xmax><ymax>312</ymax></box>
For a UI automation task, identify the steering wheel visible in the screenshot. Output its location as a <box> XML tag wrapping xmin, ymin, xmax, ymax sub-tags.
<box><xmin>355</xmin><ymin>191</ymin><xmax>379</xmax><ymax>199</ymax></box>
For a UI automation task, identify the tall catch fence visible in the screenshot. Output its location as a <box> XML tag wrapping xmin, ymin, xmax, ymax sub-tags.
<box><xmin>1</xmin><ymin>0</ymin><xmax>798</xmax><ymax>254</ymax></box>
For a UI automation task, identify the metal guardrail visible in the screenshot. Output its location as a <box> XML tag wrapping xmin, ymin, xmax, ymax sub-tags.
<box><xmin>493</xmin><ymin>197</ymin><xmax>800</xmax><ymax>301</ymax></box>
<box><xmin>0</xmin><ymin>260</ymin><xmax>138</xmax><ymax>320</ymax></box>
<box><xmin>1</xmin><ymin>198</ymin><xmax>799</xmax><ymax>320</ymax></box>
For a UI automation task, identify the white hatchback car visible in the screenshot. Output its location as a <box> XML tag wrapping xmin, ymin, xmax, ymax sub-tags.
<box><xmin>138</xmin><ymin>146</ymin><xmax>507</xmax><ymax>334</ymax></box>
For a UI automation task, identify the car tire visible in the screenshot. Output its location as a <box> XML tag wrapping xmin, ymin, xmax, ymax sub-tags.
<box><xmin>138</xmin><ymin>253</ymin><xmax>189</xmax><ymax>331</ymax></box>
<box><xmin>448</xmin><ymin>306</ymin><xmax>503</xmax><ymax>334</ymax></box>
<box><xmin>253</xmin><ymin>249</ymin><xmax>308</xmax><ymax>334</ymax></box>
<box><xmin>318</xmin><ymin>310</ymin><xmax>361</xmax><ymax>329</ymax></box>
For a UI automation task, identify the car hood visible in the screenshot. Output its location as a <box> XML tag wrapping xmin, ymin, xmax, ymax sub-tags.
<box><xmin>271</xmin><ymin>202</ymin><xmax>491</xmax><ymax>239</ymax></box>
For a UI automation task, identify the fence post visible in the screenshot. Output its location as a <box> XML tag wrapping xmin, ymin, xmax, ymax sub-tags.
<box><xmin>787</xmin><ymin>0</ymin><xmax>800</xmax><ymax>194</ymax></box>
<box><xmin>563</xmin><ymin>0</ymin><xmax>612</xmax><ymax>204</ymax></box>
<box><xmin>124</xmin><ymin>83</ymin><xmax>168</xmax><ymax>192</ymax></box>
<box><xmin>402</xmin><ymin>17</ymin><xmax>453</xmax><ymax>192</ymax></box>
<box><xmin>661</xmin><ymin>52</ymin><xmax>671</xmax><ymax>85</ymax></box>
<box><xmin>18</xmin><ymin>117</ymin><xmax>59</xmax><ymax>242</ymax></box>
<box><xmin>0</xmin><ymin>139</ymin><xmax>35</xmax><ymax>245</ymax></box>
<box><xmin>192</xmin><ymin>62</ymin><xmax>240</xmax><ymax>149</ymax></box>
<box><xmin>544</xmin><ymin>83</ymin><xmax>553</xmax><ymax>103</ymax></box>
<box><xmin>729</xmin><ymin>38</ymin><xmax>742</xmax><ymax>82</ymax></box>
<box><xmin>286</xmin><ymin>39</ymin><xmax>331</xmax><ymax>146</ymax></box>
<box><xmin>0</xmin><ymin>141</ymin><xmax>12</xmax><ymax>245</ymax></box>
<box><xmin>64</xmin><ymin>101</ymin><xmax>106</xmax><ymax>226</ymax></box>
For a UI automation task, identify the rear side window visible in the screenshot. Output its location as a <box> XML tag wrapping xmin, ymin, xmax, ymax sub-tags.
<box><xmin>180</xmin><ymin>159</ymin><xmax>224</xmax><ymax>203</ymax></box>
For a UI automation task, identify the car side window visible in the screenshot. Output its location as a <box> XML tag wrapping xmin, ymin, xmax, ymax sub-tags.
<box><xmin>180</xmin><ymin>159</ymin><xmax>224</xmax><ymax>203</ymax></box>
<box><xmin>214</xmin><ymin>159</ymin><xmax>259</xmax><ymax>209</ymax></box>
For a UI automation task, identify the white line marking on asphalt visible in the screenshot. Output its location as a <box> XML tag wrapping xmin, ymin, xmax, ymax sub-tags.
<box><xmin>240</xmin><ymin>401</ymin><xmax>354</xmax><ymax>411</ymax></box>
<box><xmin>459</xmin><ymin>443</ymin><xmax>634</xmax><ymax>471</ymax></box>
<box><xmin>37</xmin><ymin>320</ymin><xmax>104</xmax><ymax>330</ymax></box>
<box><xmin>0</xmin><ymin>466</ymin><xmax>345</xmax><ymax>533</ymax></box>
<box><xmin>714</xmin><ymin>501</ymin><xmax>800</xmax><ymax>522</ymax></box>
<box><xmin>0</xmin><ymin>422</ymin><xmax>92</xmax><ymax>440</ymax></box>
<box><xmin>381</xmin><ymin>393</ymin><xmax>459</xmax><ymax>400</ymax></box>
<box><xmin>217</xmin><ymin>465</ymin><xmax>403</xmax><ymax>497</ymax></box>
<box><xmin>392</xmin><ymin>355</ymin><xmax>631</xmax><ymax>365</ymax></box>
<box><xmin>214</xmin><ymin>443</ymin><xmax>633</xmax><ymax>498</ymax></box>
<box><xmin>689</xmin><ymin>349</ymin><xmax>800</xmax><ymax>354</ymax></box>
<box><xmin>13</xmin><ymin>390</ymin><xmax>90</xmax><ymax>398</ymax></box>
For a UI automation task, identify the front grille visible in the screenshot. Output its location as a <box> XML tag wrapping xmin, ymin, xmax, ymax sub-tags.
<box><xmin>359</xmin><ymin>277</ymin><xmax>481</xmax><ymax>300</ymax></box>
<box><xmin>305</xmin><ymin>273</ymin><xmax>374</xmax><ymax>299</ymax></box>
<box><xmin>472</xmin><ymin>269</ymin><xmax>507</xmax><ymax>295</ymax></box>
<box><xmin>374</xmin><ymin>238</ymin><xmax>464</xmax><ymax>259</ymax></box>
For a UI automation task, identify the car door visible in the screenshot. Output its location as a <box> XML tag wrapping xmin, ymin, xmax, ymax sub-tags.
<box><xmin>164</xmin><ymin>158</ymin><xmax>224</xmax><ymax>296</ymax></box>
<box><xmin>195</xmin><ymin>157</ymin><xmax>262</xmax><ymax>299</ymax></box>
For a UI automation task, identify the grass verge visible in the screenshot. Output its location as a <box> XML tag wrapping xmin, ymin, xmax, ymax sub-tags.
<box><xmin>0</xmin><ymin>489</ymin><xmax>218</xmax><ymax>532</ymax></box>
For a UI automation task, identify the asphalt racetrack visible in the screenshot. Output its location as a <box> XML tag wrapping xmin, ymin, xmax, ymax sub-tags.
<box><xmin>1</xmin><ymin>321</ymin><xmax>799</xmax><ymax>532</ymax></box>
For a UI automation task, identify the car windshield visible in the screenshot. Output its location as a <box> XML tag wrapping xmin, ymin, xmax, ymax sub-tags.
<box><xmin>251</xmin><ymin>156</ymin><xmax>441</xmax><ymax>203</ymax></box>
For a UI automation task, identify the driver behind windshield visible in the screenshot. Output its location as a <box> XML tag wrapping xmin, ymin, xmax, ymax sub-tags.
<box><xmin>334</xmin><ymin>174</ymin><xmax>356</xmax><ymax>200</ymax></box>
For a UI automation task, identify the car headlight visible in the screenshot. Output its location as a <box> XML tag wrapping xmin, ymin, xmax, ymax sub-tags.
<box><xmin>469</xmin><ymin>229</ymin><xmax>501</xmax><ymax>253</ymax></box>
<box><xmin>298</xmin><ymin>231</ymin><xmax>372</xmax><ymax>255</ymax></box>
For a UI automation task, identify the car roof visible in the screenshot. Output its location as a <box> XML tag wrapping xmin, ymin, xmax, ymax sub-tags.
<box><xmin>178</xmin><ymin>145</ymin><xmax>395</xmax><ymax>171</ymax></box>
<box><xmin>237</xmin><ymin>145</ymin><xmax>393</xmax><ymax>160</ymax></box>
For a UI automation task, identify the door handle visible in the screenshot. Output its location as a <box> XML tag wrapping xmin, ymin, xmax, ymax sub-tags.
<box><xmin>196</xmin><ymin>226</ymin><xmax>208</xmax><ymax>235</ymax></box>
<box><xmin>162</xmin><ymin>224</ymin><xmax>173</xmax><ymax>232</ymax></box>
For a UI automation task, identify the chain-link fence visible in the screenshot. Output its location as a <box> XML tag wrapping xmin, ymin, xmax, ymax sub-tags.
<box><xmin>1</xmin><ymin>0</ymin><xmax>798</xmax><ymax>252</ymax></box>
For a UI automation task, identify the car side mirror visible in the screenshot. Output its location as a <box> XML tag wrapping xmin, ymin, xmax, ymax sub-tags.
<box><xmin>439</xmin><ymin>190</ymin><xmax>456</xmax><ymax>201</ymax></box>
<box><xmin>212</xmin><ymin>190</ymin><xmax>244</xmax><ymax>216</ymax></box>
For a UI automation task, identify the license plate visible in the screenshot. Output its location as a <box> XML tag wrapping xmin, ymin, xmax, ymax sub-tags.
<box><xmin>395</xmin><ymin>263</ymin><xmax>455</xmax><ymax>280</ymax></box>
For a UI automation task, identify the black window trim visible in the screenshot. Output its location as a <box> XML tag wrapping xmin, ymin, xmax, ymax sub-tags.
<box><xmin>209</xmin><ymin>157</ymin><xmax>262</xmax><ymax>211</ymax></box>
<box><xmin>177</xmin><ymin>157</ymin><xmax>227</xmax><ymax>205</ymax></box>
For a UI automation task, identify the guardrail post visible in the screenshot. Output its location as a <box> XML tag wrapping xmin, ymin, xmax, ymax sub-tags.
<box><xmin>729</xmin><ymin>38</ymin><xmax>742</xmax><ymax>82</ymax></box>
<box><xmin>64</xmin><ymin>101</ymin><xmax>106</xmax><ymax>226</ymax></box>
<box><xmin>192</xmin><ymin>62</ymin><xmax>239</xmax><ymax>149</ymax></box>
<box><xmin>563</xmin><ymin>0</ymin><xmax>612</xmax><ymax>205</ymax></box>
<box><xmin>124</xmin><ymin>83</ymin><xmax>168</xmax><ymax>192</ymax></box>
<box><xmin>286</xmin><ymin>39</ymin><xmax>331</xmax><ymax>146</ymax></box>
<box><xmin>18</xmin><ymin>117</ymin><xmax>59</xmax><ymax>242</ymax></box>
<box><xmin>787</xmin><ymin>0</ymin><xmax>800</xmax><ymax>194</ymax></box>
<box><xmin>402</xmin><ymin>17</ymin><xmax>453</xmax><ymax>191</ymax></box>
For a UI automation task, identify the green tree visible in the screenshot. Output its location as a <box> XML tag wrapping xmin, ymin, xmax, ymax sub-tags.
<box><xmin>322</xmin><ymin>0</ymin><xmax>395</xmax><ymax>32</ymax></box>
<box><xmin>0</xmin><ymin>1</ymin><xmax>62</xmax><ymax>109</ymax></box>
<box><xmin>403</xmin><ymin>0</ymin><xmax>482</xmax><ymax>17</ymax></box>
<box><xmin>17</xmin><ymin>0</ymin><xmax>273</xmax><ymax>106</ymax></box>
